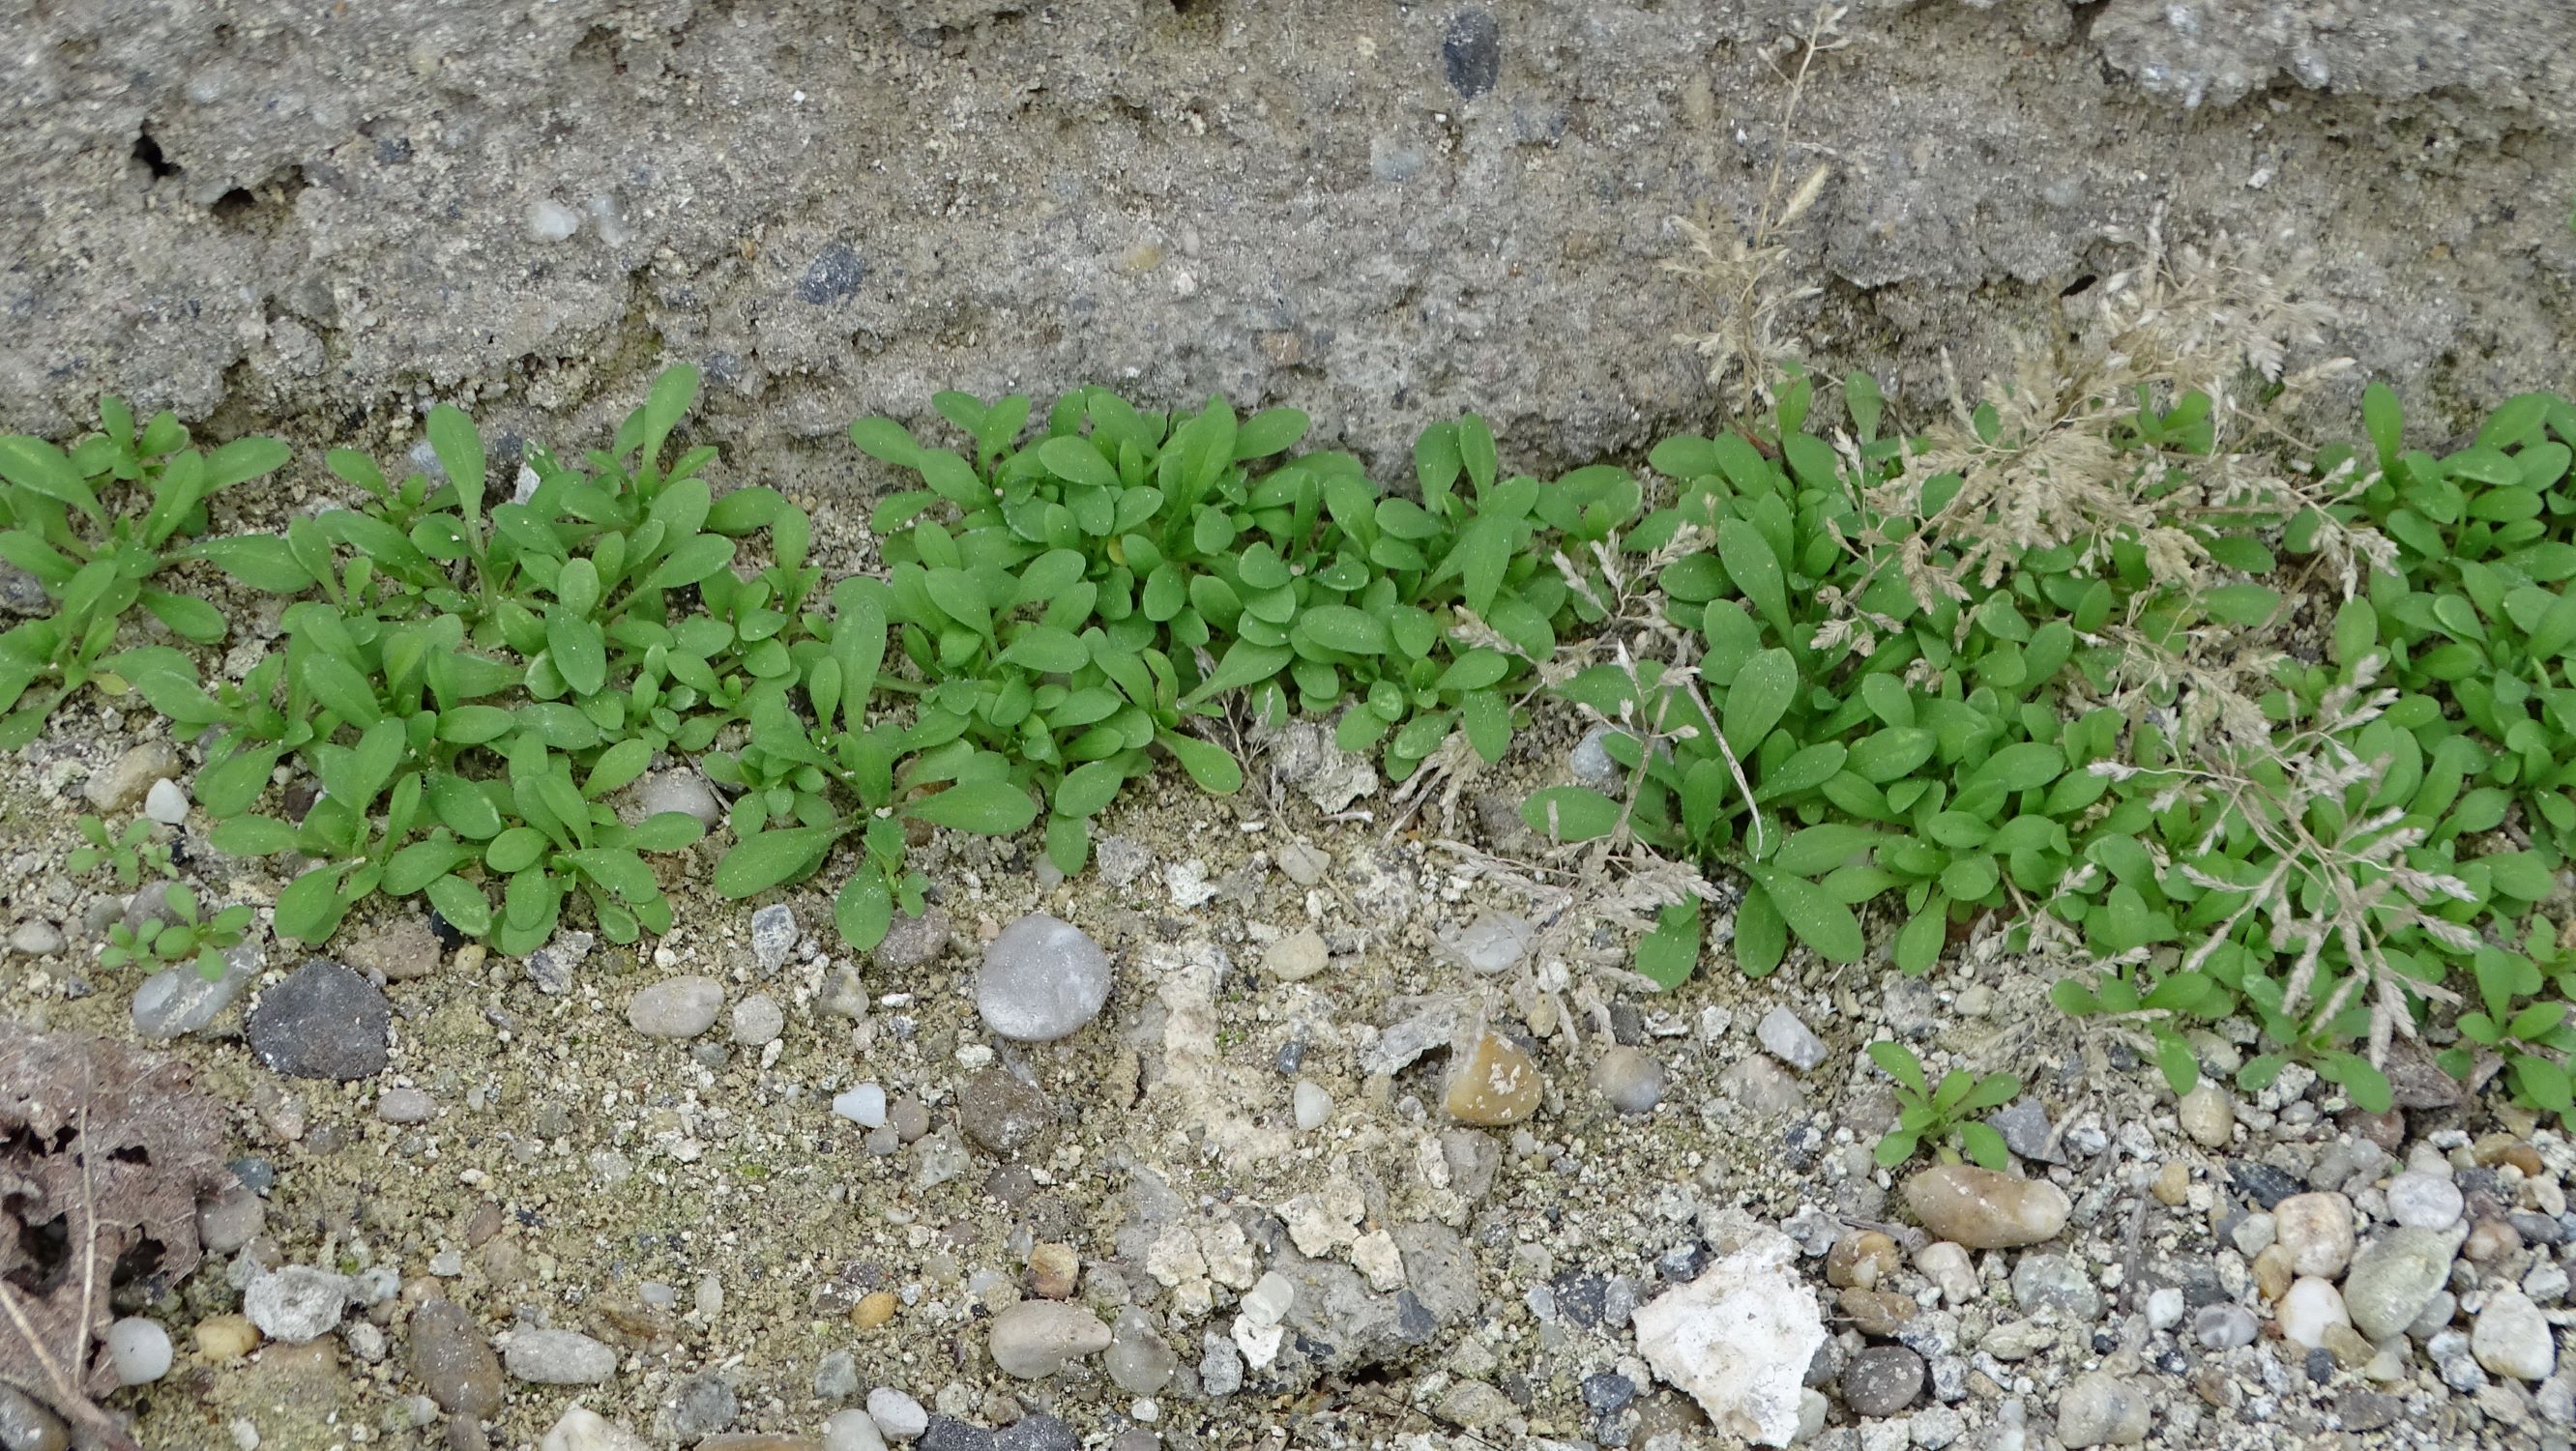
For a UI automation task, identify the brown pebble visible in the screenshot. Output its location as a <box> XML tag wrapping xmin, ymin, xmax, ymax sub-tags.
<box><xmin>1028</xmin><ymin>1243</ymin><xmax>1079</xmax><ymax>1300</ymax></box>
<box><xmin>1827</xmin><ymin>1232</ymin><xmax>1902</xmax><ymax>1291</ymax></box>
<box><xmin>1837</xmin><ymin>1287</ymin><xmax>1918</xmax><ymax>1337</ymax></box>
<box><xmin>852</xmin><ymin>1291</ymin><xmax>900</xmax><ymax>1329</ymax></box>
<box><xmin>1443</xmin><ymin>1031</ymin><xmax>1542</xmax><ymax>1126</ymax></box>
<box><xmin>1901</xmin><ymin>1165</ymin><xmax>2071</xmax><ymax>1249</ymax></box>
<box><xmin>2152</xmin><ymin>1161</ymin><xmax>2189</xmax><ymax>1206</ymax></box>
<box><xmin>2322</xmin><ymin>1323</ymin><xmax>2376</xmax><ymax>1370</ymax></box>
<box><xmin>2464</xmin><ymin>1216</ymin><xmax>2523</xmax><ymax>1262</ymax></box>
<box><xmin>463</xmin><ymin>1202</ymin><xmax>503</xmax><ymax>1248</ymax></box>
<box><xmin>2251</xmin><ymin>1243</ymin><xmax>2295</xmax><ymax>1301</ymax></box>
<box><xmin>2192</xmin><ymin>1364</ymin><xmax>2239</xmax><ymax>1408</ymax></box>
<box><xmin>194</xmin><ymin>1314</ymin><xmax>259</xmax><ymax>1361</ymax></box>
<box><xmin>2341</xmin><ymin>1108</ymin><xmax>2405</xmax><ymax>1152</ymax></box>
<box><xmin>2474</xmin><ymin>1135</ymin><xmax>2544</xmax><ymax>1178</ymax></box>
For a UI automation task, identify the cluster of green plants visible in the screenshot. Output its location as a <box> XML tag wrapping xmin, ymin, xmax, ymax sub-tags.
<box><xmin>1866</xmin><ymin>1039</ymin><xmax>2020</xmax><ymax>1170</ymax></box>
<box><xmin>23</xmin><ymin>363</ymin><xmax>2576</xmax><ymax>1138</ymax></box>
<box><xmin>69</xmin><ymin>813</ymin><xmax>175</xmax><ymax>887</ymax></box>
<box><xmin>0</xmin><ymin>397</ymin><xmax>289</xmax><ymax>746</ymax></box>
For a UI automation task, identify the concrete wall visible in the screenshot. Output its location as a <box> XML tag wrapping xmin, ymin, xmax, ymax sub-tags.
<box><xmin>4</xmin><ymin>0</ymin><xmax>2570</xmax><ymax>479</ymax></box>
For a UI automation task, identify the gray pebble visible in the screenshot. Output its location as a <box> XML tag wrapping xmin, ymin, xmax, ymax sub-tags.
<box><xmin>8</xmin><ymin>919</ymin><xmax>64</xmax><ymax>957</ymax></box>
<box><xmin>375</xmin><ymin>1087</ymin><xmax>436</xmax><ymax>1124</ymax></box>
<box><xmin>1841</xmin><ymin>1344</ymin><xmax>1925</xmax><ymax>1417</ymax></box>
<box><xmin>2192</xmin><ymin>1303</ymin><xmax>2257</xmax><ymax>1350</ymax></box>
<box><xmin>2009</xmin><ymin>1255</ymin><xmax>2103</xmax><ymax>1323</ymax></box>
<box><xmin>628</xmin><ymin>975</ymin><xmax>724</xmax><ymax>1037</ymax></box>
<box><xmin>976</xmin><ymin>914</ymin><xmax>1111</xmax><ymax>1042</ymax></box>
<box><xmin>634</xmin><ymin>770</ymin><xmax>724</xmax><ymax>829</ymax></box>
<box><xmin>2055</xmin><ymin>1372</ymin><xmax>2150</xmax><ymax>1447</ymax></box>
<box><xmin>1755</xmin><ymin>1006</ymin><xmax>1828</xmax><ymax>1072</ymax></box>
<box><xmin>1590</xmin><ymin>1046</ymin><xmax>1665</xmax><ymax>1114</ymax></box>
<box><xmin>1568</xmin><ymin>724</ymin><xmax>1623</xmax><ymax>786</ymax></box>
<box><xmin>867</xmin><ymin>1387</ymin><xmax>929</xmax><ymax>1441</ymax></box>
<box><xmin>749</xmin><ymin>903</ymin><xmax>798</xmax><ymax>972</ymax></box>
<box><xmin>873</xmin><ymin>909</ymin><xmax>951</xmax><ymax>970</ymax></box>
<box><xmin>504</xmin><ymin>1327</ymin><xmax>616</xmax><ymax>1384</ymax></box>
<box><xmin>245</xmin><ymin>1265</ymin><xmax>351</xmax><ymax>1344</ymax></box>
<box><xmin>730</xmin><ymin>992</ymin><xmax>784</xmax><ymax>1046</ymax></box>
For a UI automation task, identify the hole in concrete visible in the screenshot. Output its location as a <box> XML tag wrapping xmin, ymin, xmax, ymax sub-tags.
<box><xmin>132</xmin><ymin>127</ymin><xmax>180</xmax><ymax>180</ymax></box>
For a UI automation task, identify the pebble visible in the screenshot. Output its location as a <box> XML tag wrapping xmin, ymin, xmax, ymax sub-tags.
<box><xmin>2277</xmin><ymin>1277</ymin><xmax>2350</xmax><ymax>1349</ymax></box>
<box><xmin>2465</xmin><ymin>1215</ymin><xmax>2523</xmax><ymax>1262</ymax></box>
<box><xmin>834</xmin><ymin>1084</ymin><xmax>888</xmax><ymax>1128</ymax></box>
<box><xmin>2473</xmin><ymin>1288</ymin><xmax>2557</xmax><ymax>1381</ymax></box>
<box><xmin>635</xmin><ymin>770</ymin><xmax>725</xmax><ymax>829</ymax></box>
<box><xmin>1724</xmin><ymin>1056</ymin><xmax>1808</xmax><ymax>1117</ymax></box>
<box><xmin>193</xmin><ymin>1314</ymin><xmax>258</xmax><ymax>1361</ymax></box>
<box><xmin>1199</xmin><ymin>1331</ymin><xmax>1244</xmax><ymax>1397</ymax></box>
<box><xmin>1570</xmin><ymin>724</ymin><xmax>1624</xmax><ymax>786</ymax></box>
<box><xmin>1275</xmin><ymin>840</ymin><xmax>1329</xmax><ymax>886</ymax></box>
<box><xmin>1756</xmin><ymin>1006</ymin><xmax>1828</xmax><ymax>1072</ymax></box>
<box><xmin>997</xmin><ymin>1412</ymin><xmax>1077</xmax><ymax>1451</ymax></box>
<box><xmin>2178</xmin><ymin>1085</ymin><xmax>2233</xmax><ymax>1147</ymax></box>
<box><xmin>1827</xmin><ymin>1233</ymin><xmax>1901</xmax><ymax>1291</ymax></box>
<box><xmin>1106</xmin><ymin>1310</ymin><xmax>1177</xmax><ymax>1395</ymax></box>
<box><xmin>1027</xmin><ymin>1242</ymin><xmax>1079</xmax><ymax>1299</ymax></box>
<box><xmin>6</xmin><ymin>920</ymin><xmax>61</xmax><ymax>957</ymax></box>
<box><xmin>1591</xmin><ymin>1046</ymin><xmax>1666</xmax><ymax>1114</ymax></box>
<box><xmin>1447</xmin><ymin>913</ymin><xmax>1535</xmax><ymax>972</ymax></box>
<box><xmin>826</xmin><ymin>1409</ymin><xmax>890</xmax><ymax>1451</ymax></box>
<box><xmin>1841</xmin><ymin>1345</ymin><xmax>1925</xmax><ymax>1417</ymax></box>
<box><xmin>2145</xmin><ymin>1287</ymin><xmax>2184</xmax><ymax>1331</ymax></box>
<box><xmin>2051</xmin><ymin>1375</ymin><xmax>2150</xmax><ymax>1451</ymax></box>
<box><xmin>244</xmin><ymin>1265</ymin><xmax>350</xmax><ymax>1344</ymax></box>
<box><xmin>957</xmin><ymin>1068</ymin><xmax>1056</xmax><ymax>1157</ymax></box>
<box><xmin>873</xmin><ymin>909</ymin><xmax>951</xmax><ymax>970</ymax></box>
<box><xmin>1443</xmin><ymin>1031</ymin><xmax>1542</xmax><ymax>1125</ymax></box>
<box><xmin>1916</xmin><ymin>1242</ymin><xmax>1976</xmax><ymax>1305</ymax></box>
<box><xmin>104</xmin><ymin>1318</ymin><xmax>171</xmax><ymax>1385</ymax></box>
<box><xmin>2386</xmin><ymin>1172</ymin><xmax>2466</xmax><ymax>1230</ymax></box>
<box><xmin>1436</xmin><ymin>1379</ymin><xmax>1513</xmax><ymax>1429</ymax></box>
<box><xmin>749</xmin><ymin>904</ymin><xmax>797</xmax><ymax>972</ymax></box>
<box><xmin>976</xmin><ymin>914</ymin><xmax>1112</xmax><ymax>1041</ymax></box>
<box><xmin>408</xmin><ymin>1300</ymin><xmax>503</xmax><ymax>1418</ymax></box>
<box><xmin>346</xmin><ymin>918</ymin><xmax>441</xmax><ymax>980</ymax></box>
<box><xmin>375</xmin><ymin>1087</ymin><xmax>436</xmax><ymax>1124</ymax></box>
<box><xmin>660</xmin><ymin>1374</ymin><xmax>739</xmax><ymax>1440</ymax></box>
<box><xmin>1901</xmin><ymin>1166</ymin><xmax>2070</xmax><ymax>1249</ymax></box>
<box><xmin>2192</xmin><ymin>1304</ymin><xmax>2257</xmax><ymax>1350</ymax></box>
<box><xmin>2344</xmin><ymin>1226</ymin><xmax>2464</xmax><ymax>1340</ymax></box>
<box><xmin>197</xmin><ymin>1183</ymin><xmax>264</xmax><ymax>1253</ymax></box>
<box><xmin>86</xmin><ymin>740</ymin><xmax>177</xmax><ymax>811</ymax></box>
<box><xmin>506</xmin><ymin>1328</ymin><xmax>618</xmax><ymax>1384</ymax></box>
<box><xmin>852</xmin><ymin>1291</ymin><xmax>899</xmax><ymax>1331</ymax></box>
<box><xmin>1292</xmin><ymin>1081</ymin><xmax>1333</xmax><ymax>1131</ymax></box>
<box><xmin>1263</xmin><ymin>929</ymin><xmax>1330</xmax><ymax>982</ymax></box>
<box><xmin>2008</xmin><ymin>1256</ymin><xmax>2101</xmax><ymax>1323</ymax></box>
<box><xmin>247</xmin><ymin>960</ymin><xmax>390</xmax><ymax>1080</ymax></box>
<box><xmin>542</xmin><ymin>1406</ymin><xmax>652</xmax><ymax>1451</ymax></box>
<box><xmin>628</xmin><ymin>975</ymin><xmax>724</xmax><ymax>1037</ymax></box>
<box><xmin>1985</xmin><ymin>1099</ymin><xmax>2056</xmax><ymax>1163</ymax></box>
<box><xmin>988</xmin><ymin>1301</ymin><xmax>1112</xmax><ymax>1378</ymax></box>
<box><xmin>730</xmin><ymin>992</ymin><xmax>784</xmax><ymax>1046</ymax></box>
<box><xmin>2273</xmin><ymin>1192</ymin><xmax>2356</xmax><ymax>1277</ymax></box>
<box><xmin>143</xmin><ymin>777</ymin><xmax>189</xmax><ymax>825</ymax></box>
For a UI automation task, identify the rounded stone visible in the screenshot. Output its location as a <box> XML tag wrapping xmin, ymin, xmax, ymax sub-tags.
<box><xmin>827</xmin><ymin>1408</ymin><xmax>891</xmax><ymax>1451</ymax></box>
<box><xmin>866</xmin><ymin>1387</ymin><xmax>929</xmax><ymax>1441</ymax></box>
<box><xmin>2178</xmin><ymin>1084</ymin><xmax>2233</xmax><ymax>1147</ymax></box>
<box><xmin>86</xmin><ymin>740</ymin><xmax>177</xmax><ymax>812</ymax></box>
<box><xmin>375</xmin><ymin>1087</ymin><xmax>436</xmax><ymax>1124</ymax></box>
<box><xmin>2276</xmin><ymin>1277</ymin><xmax>2350</xmax><ymax>1349</ymax></box>
<box><xmin>730</xmin><ymin>992</ymin><xmax>785</xmax><ymax>1047</ymax></box>
<box><xmin>1827</xmin><ymin>1232</ymin><xmax>1902</xmax><ymax>1291</ymax></box>
<box><xmin>976</xmin><ymin>914</ymin><xmax>1112</xmax><ymax>1042</ymax></box>
<box><xmin>634</xmin><ymin>770</ymin><xmax>725</xmax><ymax>829</ymax></box>
<box><xmin>412</xmin><ymin>1303</ymin><xmax>506</xmax><ymax>1421</ymax></box>
<box><xmin>2272</xmin><ymin>1192</ymin><xmax>2356</xmax><ymax>1278</ymax></box>
<box><xmin>2192</xmin><ymin>1303</ymin><xmax>2258</xmax><ymax>1350</ymax></box>
<box><xmin>142</xmin><ymin>777</ymin><xmax>189</xmax><ymax>826</ymax></box>
<box><xmin>2473</xmin><ymin>1288</ymin><xmax>2557</xmax><ymax>1381</ymax></box>
<box><xmin>628</xmin><ymin>975</ymin><xmax>724</xmax><ymax>1037</ymax></box>
<box><xmin>1840</xmin><ymin>1344</ymin><xmax>1925</xmax><ymax>1417</ymax></box>
<box><xmin>247</xmin><ymin>960</ymin><xmax>391</xmax><ymax>1081</ymax></box>
<box><xmin>1901</xmin><ymin>1165</ymin><xmax>2070</xmax><ymax>1249</ymax></box>
<box><xmin>1107</xmin><ymin>1310</ymin><xmax>1178</xmax><ymax>1396</ymax></box>
<box><xmin>2386</xmin><ymin>1172</ymin><xmax>2465</xmax><ymax>1231</ymax></box>
<box><xmin>103</xmin><ymin>1318</ymin><xmax>171</xmax><ymax>1385</ymax></box>
<box><xmin>957</xmin><ymin>1067</ymin><xmax>1056</xmax><ymax>1157</ymax></box>
<box><xmin>2344</xmin><ymin>1227</ymin><xmax>2465</xmax><ymax>1341</ymax></box>
<box><xmin>988</xmin><ymin>1301</ymin><xmax>1113</xmax><ymax>1378</ymax></box>
<box><xmin>2056</xmin><ymin>1372</ymin><xmax>2151</xmax><ymax>1448</ymax></box>
<box><xmin>1292</xmin><ymin>1080</ymin><xmax>1333</xmax><ymax>1131</ymax></box>
<box><xmin>1590</xmin><ymin>1046</ymin><xmax>1666</xmax><ymax>1115</ymax></box>
<box><xmin>193</xmin><ymin>1314</ymin><xmax>258</xmax><ymax>1362</ymax></box>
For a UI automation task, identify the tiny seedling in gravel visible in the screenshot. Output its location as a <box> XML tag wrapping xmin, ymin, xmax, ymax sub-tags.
<box><xmin>1867</xmin><ymin>1039</ymin><xmax>2019</xmax><ymax>1170</ymax></box>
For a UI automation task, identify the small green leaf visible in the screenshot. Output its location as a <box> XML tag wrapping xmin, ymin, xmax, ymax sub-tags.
<box><xmin>714</xmin><ymin>824</ymin><xmax>845</xmax><ymax>897</ymax></box>
<box><xmin>903</xmin><ymin>780</ymin><xmax>1039</xmax><ymax>835</ymax></box>
<box><xmin>1744</xmin><ymin>866</ymin><xmax>1863</xmax><ymax>963</ymax></box>
<box><xmin>1156</xmin><ymin>729</ymin><xmax>1243</xmax><ymax>794</ymax></box>
<box><xmin>1635</xmin><ymin>898</ymin><xmax>1702</xmax><ymax>990</ymax></box>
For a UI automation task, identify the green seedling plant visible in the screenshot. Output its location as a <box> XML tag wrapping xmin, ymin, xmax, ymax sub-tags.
<box><xmin>68</xmin><ymin>813</ymin><xmax>174</xmax><ymax>887</ymax></box>
<box><xmin>101</xmin><ymin>883</ymin><xmax>254</xmax><ymax>982</ymax></box>
<box><xmin>1866</xmin><ymin>1039</ymin><xmax>2019</xmax><ymax>1170</ymax></box>
<box><xmin>0</xmin><ymin>396</ymin><xmax>290</xmax><ymax>743</ymax></box>
<box><xmin>706</xmin><ymin>579</ymin><xmax>1039</xmax><ymax>949</ymax></box>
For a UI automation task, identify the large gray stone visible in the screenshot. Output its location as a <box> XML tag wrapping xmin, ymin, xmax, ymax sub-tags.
<box><xmin>246</xmin><ymin>960</ymin><xmax>390</xmax><ymax>1080</ymax></box>
<box><xmin>975</xmin><ymin>914</ymin><xmax>1111</xmax><ymax>1042</ymax></box>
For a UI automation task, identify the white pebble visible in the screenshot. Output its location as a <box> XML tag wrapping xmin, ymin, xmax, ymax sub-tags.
<box><xmin>865</xmin><ymin>1387</ymin><xmax>928</xmax><ymax>1441</ymax></box>
<box><xmin>834</xmin><ymin>1084</ymin><xmax>888</xmax><ymax>1128</ymax></box>
<box><xmin>105</xmin><ymin>1317</ymin><xmax>172</xmax><ymax>1384</ymax></box>
<box><xmin>2386</xmin><ymin>1172</ymin><xmax>2465</xmax><ymax>1230</ymax></box>
<box><xmin>143</xmin><ymin>777</ymin><xmax>189</xmax><ymax>826</ymax></box>
<box><xmin>1293</xmin><ymin>1081</ymin><xmax>1332</xmax><ymax>1131</ymax></box>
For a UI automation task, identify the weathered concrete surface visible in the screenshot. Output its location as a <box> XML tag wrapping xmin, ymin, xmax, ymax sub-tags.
<box><xmin>2</xmin><ymin>0</ymin><xmax>2569</xmax><ymax>478</ymax></box>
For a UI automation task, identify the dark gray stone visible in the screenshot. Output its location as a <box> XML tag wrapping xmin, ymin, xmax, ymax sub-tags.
<box><xmin>996</xmin><ymin>1412</ymin><xmax>1077</xmax><ymax>1451</ymax></box>
<box><xmin>1441</xmin><ymin>11</ymin><xmax>1502</xmax><ymax>100</ymax></box>
<box><xmin>1841</xmin><ymin>1345</ymin><xmax>1925</xmax><ymax>1417</ymax></box>
<box><xmin>797</xmin><ymin>243</ymin><xmax>865</xmax><ymax>305</ymax></box>
<box><xmin>247</xmin><ymin>960</ymin><xmax>390</xmax><ymax>1080</ymax></box>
